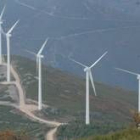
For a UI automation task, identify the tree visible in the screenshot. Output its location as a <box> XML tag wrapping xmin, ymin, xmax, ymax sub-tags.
<box><xmin>132</xmin><ymin>111</ymin><xmax>140</xmax><ymax>128</ymax></box>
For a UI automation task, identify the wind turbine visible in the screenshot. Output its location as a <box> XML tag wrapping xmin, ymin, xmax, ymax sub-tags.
<box><xmin>5</xmin><ymin>20</ymin><xmax>19</xmax><ymax>82</ymax></box>
<box><xmin>0</xmin><ymin>6</ymin><xmax>6</xmax><ymax>64</ymax></box>
<box><xmin>25</xmin><ymin>39</ymin><xmax>48</xmax><ymax>110</ymax></box>
<box><xmin>70</xmin><ymin>51</ymin><xmax>108</xmax><ymax>125</ymax></box>
<box><xmin>115</xmin><ymin>68</ymin><xmax>140</xmax><ymax>113</ymax></box>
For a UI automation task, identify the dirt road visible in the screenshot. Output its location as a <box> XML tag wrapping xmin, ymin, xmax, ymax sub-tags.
<box><xmin>46</xmin><ymin>127</ymin><xmax>58</xmax><ymax>140</ymax></box>
<box><xmin>0</xmin><ymin>64</ymin><xmax>62</xmax><ymax>140</ymax></box>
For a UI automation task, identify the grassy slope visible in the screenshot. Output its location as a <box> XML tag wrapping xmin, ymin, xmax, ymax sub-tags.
<box><xmin>0</xmin><ymin>105</ymin><xmax>50</xmax><ymax>140</ymax></box>
<box><xmin>77</xmin><ymin>128</ymin><xmax>140</xmax><ymax>140</ymax></box>
<box><xmin>11</xmin><ymin>55</ymin><xmax>139</xmax><ymax>139</ymax></box>
<box><xmin>12</xmin><ymin>55</ymin><xmax>137</xmax><ymax>123</ymax></box>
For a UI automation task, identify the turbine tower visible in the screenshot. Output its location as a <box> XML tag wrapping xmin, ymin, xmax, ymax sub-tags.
<box><xmin>37</xmin><ymin>39</ymin><xmax>48</xmax><ymax>110</ymax></box>
<box><xmin>25</xmin><ymin>39</ymin><xmax>48</xmax><ymax>110</ymax></box>
<box><xmin>70</xmin><ymin>51</ymin><xmax>107</xmax><ymax>125</ymax></box>
<box><xmin>5</xmin><ymin>20</ymin><xmax>19</xmax><ymax>82</ymax></box>
<box><xmin>116</xmin><ymin>68</ymin><xmax>140</xmax><ymax>113</ymax></box>
<box><xmin>0</xmin><ymin>6</ymin><xmax>6</xmax><ymax>64</ymax></box>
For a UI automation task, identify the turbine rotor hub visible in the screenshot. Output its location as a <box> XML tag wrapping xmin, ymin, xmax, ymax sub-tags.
<box><xmin>7</xmin><ymin>34</ymin><xmax>11</xmax><ymax>37</ymax></box>
<box><xmin>84</xmin><ymin>67</ymin><xmax>89</xmax><ymax>72</ymax></box>
<box><xmin>41</xmin><ymin>55</ymin><xmax>44</xmax><ymax>58</ymax></box>
<box><xmin>38</xmin><ymin>55</ymin><xmax>44</xmax><ymax>58</ymax></box>
<box><xmin>137</xmin><ymin>75</ymin><xmax>140</xmax><ymax>79</ymax></box>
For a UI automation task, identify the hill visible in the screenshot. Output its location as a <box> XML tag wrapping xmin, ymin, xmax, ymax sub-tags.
<box><xmin>9</xmin><ymin>55</ymin><xmax>138</xmax><ymax>139</ymax></box>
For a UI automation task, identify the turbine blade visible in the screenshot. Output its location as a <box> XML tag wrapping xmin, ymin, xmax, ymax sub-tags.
<box><xmin>7</xmin><ymin>20</ymin><xmax>19</xmax><ymax>34</ymax></box>
<box><xmin>90</xmin><ymin>51</ymin><xmax>108</xmax><ymax>69</ymax></box>
<box><xmin>36</xmin><ymin>57</ymin><xmax>39</xmax><ymax>74</ymax></box>
<box><xmin>0</xmin><ymin>6</ymin><xmax>6</xmax><ymax>20</ymax></box>
<box><xmin>89</xmin><ymin>70</ymin><xmax>97</xmax><ymax>96</ymax></box>
<box><xmin>0</xmin><ymin>26</ymin><xmax>5</xmax><ymax>35</ymax></box>
<box><xmin>37</xmin><ymin>38</ymin><xmax>49</xmax><ymax>55</ymax></box>
<box><xmin>115</xmin><ymin>68</ymin><xmax>139</xmax><ymax>76</ymax></box>
<box><xmin>69</xmin><ymin>57</ymin><xmax>87</xmax><ymax>68</ymax></box>
<box><xmin>24</xmin><ymin>49</ymin><xmax>36</xmax><ymax>56</ymax></box>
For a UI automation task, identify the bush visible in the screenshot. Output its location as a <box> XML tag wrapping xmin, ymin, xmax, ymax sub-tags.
<box><xmin>132</xmin><ymin>111</ymin><xmax>140</xmax><ymax>128</ymax></box>
<box><xmin>0</xmin><ymin>130</ymin><xmax>31</xmax><ymax>140</ymax></box>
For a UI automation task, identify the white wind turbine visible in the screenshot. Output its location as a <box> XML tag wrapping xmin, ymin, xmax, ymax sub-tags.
<box><xmin>5</xmin><ymin>20</ymin><xmax>19</xmax><ymax>82</ymax></box>
<box><xmin>0</xmin><ymin>6</ymin><xmax>6</xmax><ymax>64</ymax></box>
<box><xmin>25</xmin><ymin>39</ymin><xmax>48</xmax><ymax>110</ymax></box>
<box><xmin>115</xmin><ymin>68</ymin><xmax>140</xmax><ymax>113</ymax></box>
<box><xmin>70</xmin><ymin>51</ymin><xmax>108</xmax><ymax>125</ymax></box>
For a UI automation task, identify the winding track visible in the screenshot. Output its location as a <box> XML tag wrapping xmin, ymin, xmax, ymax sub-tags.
<box><xmin>46</xmin><ymin>128</ymin><xmax>58</xmax><ymax>140</ymax></box>
<box><xmin>0</xmin><ymin>64</ymin><xmax>62</xmax><ymax>140</ymax></box>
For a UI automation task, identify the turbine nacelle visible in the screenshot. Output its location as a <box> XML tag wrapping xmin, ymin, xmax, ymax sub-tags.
<box><xmin>137</xmin><ymin>75</ymin><xmax>140</xmax><ymax>80</ymax></box>
<box><xmin>37</xmin><ymin>54</ymin><xmax>44</xmax><ymax>58</ymax></box>
<box><xmin>84</xmin><ymin>67</ymin><xmax>90</xmax><ymax>72</ymax></box>
<box><xmin>6</xmin><ymin>33</ymin><xmax>12</xmax><ymax>38</ymax></box>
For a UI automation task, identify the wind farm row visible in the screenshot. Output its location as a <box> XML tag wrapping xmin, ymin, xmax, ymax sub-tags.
<box><xmin>0</xmin><ymin>5</ymin><xmax>139</xmax><ymax>127</ymax></box>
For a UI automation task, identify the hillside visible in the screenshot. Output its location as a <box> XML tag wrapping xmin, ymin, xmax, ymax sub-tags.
<box><xmin>0</xmin><ymin>105</ymin><xmax>50</xmax><ymax>140</ymax></box>
<box><xmin>12</xmin><ymin>55</ymin><xmax>137</xmax><ymax>122</ymax></box>
<box><xmin>77</xmin><ymin>128</ymin><xmax>140</xmax><ymax>140</ymax></box>
<box><xmin>0</xmin><ymin>55</ymin><xmax>138</xmax><ymax>140</ymax></box>
<box><xmin>8</xmin><ymin>55</ymin><xmax>138</xmax><ymax>139</ymax></box>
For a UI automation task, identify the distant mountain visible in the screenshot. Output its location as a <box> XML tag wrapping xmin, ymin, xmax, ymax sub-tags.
<box><xmin>1</xmin><ymin>0</ymin><xmax>140</xmax><ymax>90</ymax></box>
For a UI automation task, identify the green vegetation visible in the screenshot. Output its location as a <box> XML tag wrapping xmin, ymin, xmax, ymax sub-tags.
<box><xmin>41</xmin><ymin>107</ymin><xmax>70</xmax><ymax>122</ymax></box>
<box><xmin>57</xmin><ymin>111</ymin><xmax>140</xmax><ymax>140</ymax></box>
<box><xmin>12</xmin><ymin>55</ymin><xmax>137</xmax><ymax>124</ymax></box>
<box><xmin>10</xmin><ymin>55</ymin><xmax>139</xmax><ymax>139</ymax></box>
<box><xmin>57</xmin><ymin>121</ymin><xmax>125</xmax><ymax>140</ymax></box>
<box><xmin>0</xmin><ymin>130</ymin><xmax>31</xmax><ymax>140</ymax></box>
<box><xmin>0</xmin><ymin>86</ymin><xmax>15</xmax><ymax>102</ymax></box>
<box><xmin>77</xmin><ymin>128</ymin><xmax>140</xmax><ymax>140</ymax></box>
<box><xmin>0</xmin><ymin>105</ymin><xmax>50</xmax><ymax>140</ymax></box>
